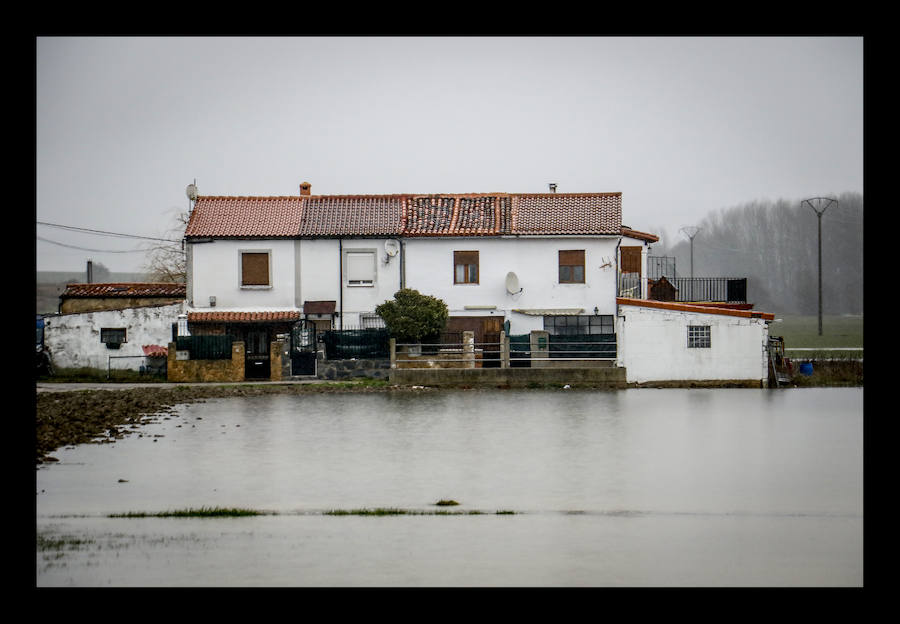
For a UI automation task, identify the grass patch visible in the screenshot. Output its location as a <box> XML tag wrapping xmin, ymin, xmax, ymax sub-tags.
<box><xmin>39</xmin><ymin>366</ymin><xmax>167</xmax><ymax>383</ymax></box>
<box><xmin>434</xmin><ymin>499</ymin><xmax>459</xmax><ymax>506</ymax></box>
<box><xmin>324</xmin><ymin>508</ymin><xmax>514</xmax><ymax>516</ymax></box>
<box><xmin>773</xmin><ymin>315</ymin><xmax>863</xmax><ymax>350</ymax></box>
<box><xmin>108</xmin><ymin>506</ymin><xmax>265</xmax><ymax>518</ymax></box>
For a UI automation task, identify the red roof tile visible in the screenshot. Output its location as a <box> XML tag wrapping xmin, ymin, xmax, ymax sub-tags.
<box><xmin>184</xmin><ymin>191</ymin><xmax>623</xmax><ymax>238</ymax></box>
<box><xmin>513</xmin><ymin>193</ymin><xmax>622</xmax><ymax>235</ymax></box>
<box><xmin>61</xmin><ymin>283</ymin><xmax>186</xmax><ymax>298</ymax></box>
<box><xmin>617</xmin><ymin>297</ymin><xmax>775</xmax><ymax>321</ymax></box>
<box><xmin>185</xmin><ymin>196</ymin><xmax>303</xmax><ymax>237</ymax></box>
<box><xmin>298</xmin><ymin>195</ymin><xmax>404</xmax><ymax>236</ymax></box>
<box><xmin>142</xmin><ymin>344</ymin><xmax>169</xmax><ymax>357</ymax></box>
<box><xmin>621</xmin><ymin>227</ymin><xmax>660</xmax><ymax>243</ymax></box>
<box><xmin>187</xmin><ymin>311</ymin><xmax>301</xmax><ymax>323</ymax></box>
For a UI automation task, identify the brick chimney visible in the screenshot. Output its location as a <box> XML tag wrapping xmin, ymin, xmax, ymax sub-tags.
<box><xmin>300</xmin><ymin>181</ymin><xmax>311</xmax><ymax>196</ymax></box>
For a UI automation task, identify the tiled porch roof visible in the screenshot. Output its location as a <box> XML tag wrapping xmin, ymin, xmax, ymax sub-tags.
<box><xmin>187</xmin><ymin>311</ymin><xmax>302</xmax><ymax>323</ymax></box>
<box><xmin>617</xmin><ymin>297</ymin><xmax>775</xmax><ymax>321</ymax></box>
<box><xmin>61</xmin><ymin>283</ymin><xmax>186</xmax><ymax>298</ymax></box>
<box><xmin>185</xmin><ymin>191</ymin><xmax>623</xmax><ymax>238</ymax></box>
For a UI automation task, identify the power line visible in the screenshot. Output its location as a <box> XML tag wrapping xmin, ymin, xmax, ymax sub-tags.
<box><xmin>36</xmin><ymin>221</ymin><xmax>182</xmax><ymax>243</ymax></box>
<box><xmin>37</xmin><ymin>235</ymin><xmax>180</xmax><ymax>254</ymax></box>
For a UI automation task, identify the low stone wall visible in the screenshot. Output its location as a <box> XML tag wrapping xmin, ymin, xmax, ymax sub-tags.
<box><xmin>316</xmin><ymin>358</ymin><xmax>392</xmax><ymax>381</ymax></box>
<box><xmin>390</xmin><ymin>366</ymin><xmax>627</xmax><ymax>388</ymax></box>
<box><xmin>167</xmin><ymin>341</ymin><xmax>245</xmax><ymax>383</ymax></box>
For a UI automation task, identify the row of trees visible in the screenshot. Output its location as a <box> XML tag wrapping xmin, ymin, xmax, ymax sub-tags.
<box><xmin>647</xmin><ymin>192</ymin><xmax>863</xmax><ymax>315</ymax></box>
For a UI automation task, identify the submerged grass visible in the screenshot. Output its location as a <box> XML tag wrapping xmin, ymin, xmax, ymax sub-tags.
<box><xmin>109</xmin><ymin>506</ymin><xmax>266</xmax><ymax>518</ymax></box>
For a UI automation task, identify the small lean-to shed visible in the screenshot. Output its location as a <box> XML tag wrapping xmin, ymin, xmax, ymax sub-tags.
<box><xmin>59</xmin><ymin>283</ymin><xmax>186</xmax><ymax>314</ymax></box>
<box><xmin>616</xmin><ymin>298</ymin><xmax>774</xmax><ymax>386</ymax></box>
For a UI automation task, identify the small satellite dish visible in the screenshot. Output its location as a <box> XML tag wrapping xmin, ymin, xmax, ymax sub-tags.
<box><xmin>186</xmin><ymin>183</ymin><xmax>198</xmax><ymax>201</ymax></box>
<box><xmin>384</xmin><ymin>239</ymin><xmax>400</xmax><ymax>257</ymax></box>
<box><xmin>506</xmin><ymin>271</ymin><xmax>522</xmax><ymax>295</ymax></box>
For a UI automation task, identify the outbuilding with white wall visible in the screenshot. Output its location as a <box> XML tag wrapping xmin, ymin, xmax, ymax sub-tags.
<box><xmin>616</xmin><ymin>298</ymin><xmax>774</xmax><ymax>386</ymax></box>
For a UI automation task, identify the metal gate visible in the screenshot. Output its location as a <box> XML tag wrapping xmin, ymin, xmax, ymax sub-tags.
<box><xmin>291</xmin><ymin>321</ymin><xmax>317</xmax><ymax>376</ymax></box>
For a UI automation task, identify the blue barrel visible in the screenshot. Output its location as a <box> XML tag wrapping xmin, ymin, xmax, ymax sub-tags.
<box><xmin>799</xmin><ymin>362</ymin><xmax>814</xmax><ymax>376</ymax></box>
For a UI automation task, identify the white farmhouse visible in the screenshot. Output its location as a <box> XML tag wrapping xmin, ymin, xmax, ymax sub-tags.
<box><xmin>182</xmin><ymin>181</ymin><xmax>775</xmax><ymax>385</ymax></box>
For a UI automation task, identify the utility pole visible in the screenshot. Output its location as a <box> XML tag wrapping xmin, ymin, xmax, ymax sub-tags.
<box><xmin>679</xmin><ymin>226</ymin><xmax>700</xmax><ymax>301</ymax></box>
<box><xmin>802</xmin><ymin>197</ymin><xmax>837</xmax><ymax>336</ymax></box>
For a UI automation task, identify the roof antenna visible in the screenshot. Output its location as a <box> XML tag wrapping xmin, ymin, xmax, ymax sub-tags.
<box><xmin>548</xmin><ymin>183</ymin><xmax>557</xmax><ymax>193</ymax></box>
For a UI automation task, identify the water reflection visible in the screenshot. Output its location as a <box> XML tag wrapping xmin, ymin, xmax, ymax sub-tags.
<box><xmin>36</xmin><ymin>388</ymin><xmax>863</xmax><ymax>586</ymax></box>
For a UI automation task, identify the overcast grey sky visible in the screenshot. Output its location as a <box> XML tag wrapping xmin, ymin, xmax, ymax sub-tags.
<box><xmin>36</xmin><ymin>36</ymin><xmax>863</xmax><ymax>273</ymax></box>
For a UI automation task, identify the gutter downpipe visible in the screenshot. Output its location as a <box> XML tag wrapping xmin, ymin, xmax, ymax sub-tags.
<box><xmin>400</xmin><ymin>238</ymin><xmax>406</xmax><ymax>289</ymax></box>
<box><xmin>338</xmin><ymin>238</ymin><xmax>343</xmax><ymax>330</ymax></box>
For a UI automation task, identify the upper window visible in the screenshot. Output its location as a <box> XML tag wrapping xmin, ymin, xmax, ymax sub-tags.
<box><xmin>240</xmin><ymin>251</ymin><xmax>270</xmax><ymax>287</ymax></box>
<box><xmin>101</xmin><ymin>327</ymin><xmax>126</xmax><ymax>349</ymax></box>
<box><xmin>687</xmin><ymin>325</ymin><xmax>711</xmax><ymax>348</ymax></box>
<box><xmin>454</xmin><ymin>251</ymin><xmax>479</xmax><ymax>284</ymax></box>
<box><xmin>346</xmin><ymin>251</ymin><xmax>376</xmax><ymax>286</ymax></box>
<box><xmin>559</xmin><ymin>250</ymin><xmax>585</xmax><ymax>283</ymax></box>
<box><xmin>620</xmin><ymin>246</ymin><xmax>642</xmax><ymax>275</ymax></box>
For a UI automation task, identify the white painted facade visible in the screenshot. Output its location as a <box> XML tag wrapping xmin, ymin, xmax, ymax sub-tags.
<box><xmin>403</xmin><ymin>236</ymin><xmax>620</xmax><ymax>334</ymax></box>
<box><xmin>616</xmin><ymin>301</ymin><xmax>770</xmax><ymax>384</ymax></box>
<box><xmin>43</xmin><ymin>303</ymin><xmax>185</xmax><ymax>371</ymax></box>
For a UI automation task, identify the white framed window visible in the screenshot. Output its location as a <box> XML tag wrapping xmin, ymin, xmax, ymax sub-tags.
<box><xmin>687</xmin><ymin>325</ymin><xmax>711</xmax><ymax>348</ymax></box>
<box><xmin>240</xmin><ymin>250</ymin><xmax>272</xmax><ymax>288</ymax></box>
<box><xmin>346</xmin><ymin>250</ymin><xmax>376</xmax><ymax>286</ymax></box>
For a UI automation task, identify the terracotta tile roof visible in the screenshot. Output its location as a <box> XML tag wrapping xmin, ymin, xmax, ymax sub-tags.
<box><xmin>512</xmin><ymin>193</ymin><xmax>622</xmax><ymax>235</ymax></box>
<box><xmin>298</xmin><ymin>195</ymin><xmax>404</xmax><ymax>236</ymax></box>
<box><xmin>142</xmin><ymin>344</ymin><xmax>169</xmax><ymax>357</ymax></box>
<box><xmin>185</xmin><ymin>191</ymin><xmax>622</xmax><ymax>238</ymax></box>
<box><xmin>617</xmin><ymin>297</ymin><xmax>775</xmax><ymax>321</ymax></box>
<box><xmin>188</xmin><ymin>310</ymin><xmax>302</xmax><ymax>323</ymax></box>
<box><xmin>185</xmin><ymin>196</ymin><xmax>303</xmax><ymax>237</ymax></box>
<box><xmin>621</xmin><ymin>227</ymin><xmax>660</xmax><ymax>243</ymax></box>
<box><xmin>61</xmin><ymin>283</ymin><xmax>186</xmax><ymax>298</ymax></box>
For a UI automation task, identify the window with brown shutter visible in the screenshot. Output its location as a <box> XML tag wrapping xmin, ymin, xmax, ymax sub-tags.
<box><xmin>454</xmin><ymin>251</ymin><xmax>479</xmax><ymax>284</ymax></box>
<box><xmin>241</xmin><ymin>252</ymin><xmax>270</xmax><ymax>286</ymax></box>
<box><xmin>621</xmin><ymin>246</ymin><xmax>642</xmax><ymax>274</ymax></box>
<box><xmin>558</xmin><ymin>250</ymin><xmax>585</xmax><ymax>283</ymax></box>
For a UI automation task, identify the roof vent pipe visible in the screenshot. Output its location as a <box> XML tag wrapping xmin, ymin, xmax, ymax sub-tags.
<box><xmin>548</xmin><ymin>183</ymin><xmax>557</xmax><ymax>193</ymax></box>
<box><xmin>300</xmin><ymin>181</ymin><xmax>311</xmax><ymax>196</ymax></box>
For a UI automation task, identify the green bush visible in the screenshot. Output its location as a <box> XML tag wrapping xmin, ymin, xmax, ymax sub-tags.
<box><xmin>376</xmin><ymin>288</ymin><xmax>449</xmax><ymax>344</ymax></box>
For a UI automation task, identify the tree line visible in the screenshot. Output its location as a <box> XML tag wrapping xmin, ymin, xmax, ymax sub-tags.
<box><xmin>647</xmin><ymin>192</ymin><xmax>863</xmax><ymax>315</ymax></box>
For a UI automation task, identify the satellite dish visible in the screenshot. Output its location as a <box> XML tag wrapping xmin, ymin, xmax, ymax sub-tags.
<box><xmin>186</xmin><ymin>183</ymin><xmax>198</xmax><ymax>201</ymax></box>
<box><xmin>384</xmin><ymin>239</ymin><xmax>400</xmax><ymax>257</ymax></box>
<box><xmin>505</xmin><ymin>271</ymin><xmax>522</xmax><ymax>295</ymax></box>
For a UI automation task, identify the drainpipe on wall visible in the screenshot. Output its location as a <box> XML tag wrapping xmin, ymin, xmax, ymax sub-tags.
<box><xmin>338</xmin><ymin>238</ymin><xmax>343</xmax><ymax>330</ymax></box>
<box><xmin>399</xmin><ymin>239</ymin><xmax>406</xmax><ymax>290</ymax></box>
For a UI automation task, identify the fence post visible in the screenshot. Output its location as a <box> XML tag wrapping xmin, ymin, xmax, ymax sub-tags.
<box><xmin>463</xmin><ymin>331</ymin><xmax>475</xmax><ymax>369</ymax></box>
<box><xmin>390</xmin><ymin>338</ymin><xmax>396</xmax><ymax>369</ymax></box>
<box><xmin>500</xmin><ymin>330</ymin><xmax>509</xmax><ymax>368</ymax></box>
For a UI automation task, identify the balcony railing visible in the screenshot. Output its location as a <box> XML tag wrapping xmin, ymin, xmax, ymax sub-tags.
<box><xmin>619</xmin><ymin>274</ymin><xmax>748</xmax><ymax>304</ymax></box>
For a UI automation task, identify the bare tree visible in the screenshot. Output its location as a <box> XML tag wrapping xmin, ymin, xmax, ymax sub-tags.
<box><xmin>142</xmin><ymin>207</ymin><xmax>188</xmax><ymax>282</ymax></box>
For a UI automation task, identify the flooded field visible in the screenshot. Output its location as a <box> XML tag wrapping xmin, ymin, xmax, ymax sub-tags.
<box><xmin>36</xmin><ymin>387</ymin><xmax>863</xmax><ymax>587</ymax></box>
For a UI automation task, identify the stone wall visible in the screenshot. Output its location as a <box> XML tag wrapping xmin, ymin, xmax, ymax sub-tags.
<box><xmin>167</xmin><ymin>341</ymin><xmax>246</xmax><ymax>382</ymax></box>
<box><xmin>316</xmin><ymin>358</ymin><xmax>392</xmax><ymax>381</ymax></box>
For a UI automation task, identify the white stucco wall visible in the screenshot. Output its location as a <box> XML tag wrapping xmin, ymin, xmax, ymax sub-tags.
<box><xmin>43</xmin><ymin>303</ymin><xmax>185</xmax><ymax>371</ymax></box>
<box><xmin>617</xmin><ymin>303</ymin><xmax>769</xmax><ymax>384</ymax></box>
<box><xmin>188</xmin><ymin>239</ymin><xmax>298</xmax><ymax>310</ymax></box>
<box><xmin>403</xmin><ymin>237</ymin><xmax>620</xmax><ymax>334</ymax></box>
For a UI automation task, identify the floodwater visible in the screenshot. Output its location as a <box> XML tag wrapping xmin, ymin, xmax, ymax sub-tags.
<box><xmin>36</xmin><ymin>387</ymin><xmax>863</xmax><ymax>587</ymax></box>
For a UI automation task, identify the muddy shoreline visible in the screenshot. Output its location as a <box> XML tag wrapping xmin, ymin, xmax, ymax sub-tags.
<box><xmin>35</xmin><ymin>382</ymin><xmax>412</xmax><ymax>465</ymax></box>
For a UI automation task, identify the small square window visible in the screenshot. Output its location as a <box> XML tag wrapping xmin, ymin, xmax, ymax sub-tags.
<box><xmin>241</xmin><ymin>251</ymin><xmax>270</xmax><ymax>287</ymax></box>
<box><xmin>687</xmin><ymin>325</ymin><xmax>711</xmax><ymax>348</ymax></box>
<box><xmin>454</xmin><ymin>251</ymin><xmax>479</xmax><ymax>284</ymax></box>
<box><xmin>101</xmin><ymin>328</ymin><xmax>126</xmax><ymax>349</ymax></box>
<box><xmin>559</xmin><ymin>250</ymin><xmax>585</xmax><ymax>284</ymax></box>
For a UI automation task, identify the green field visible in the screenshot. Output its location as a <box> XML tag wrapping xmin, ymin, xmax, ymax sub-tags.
<box><xmin>770</xmin><ymin>315</ymin><xmax>863</xmax><ymax>350</ymax></box>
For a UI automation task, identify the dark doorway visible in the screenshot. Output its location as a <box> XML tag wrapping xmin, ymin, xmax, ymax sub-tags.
<box><xmin>245</xmin><ymin>329</ymin><xmax>270</xmax><ymax>379</ymax></box>
<box><xmin>291</xmin><ymin>321</ymin><xmax>317</xmax><ymax>376</ymax></box>
<box><xmin>446</xmin><ymin>315</ymin><xmax>504</xmax><ymax>368</ymax></box>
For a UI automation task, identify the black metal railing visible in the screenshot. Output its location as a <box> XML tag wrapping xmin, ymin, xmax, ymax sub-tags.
<box><xmin>321</xmin><ymin>328</ymin><xmax>390</xmax><ymax>359</ymax></box>
<box><xmin>619</xmin><ymin>275</ymin><xmax>747</xmax><ymax>303</ymax></box>
<box><xmin>176</xmin><ymin>335</ymin><xmax>235</xmax><ymax>360</ymax></box>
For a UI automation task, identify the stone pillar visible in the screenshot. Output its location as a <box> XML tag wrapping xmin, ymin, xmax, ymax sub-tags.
<box><xmin>232</xmin><ymin>341</ymin><xmax>245</xmax><ymax>380</ymax></box>
<box><xmin>463</xmin><ymin>331</ymin><xmax>475</xmax><ymax>369</ymax></box>
<box><xmin>390</xmin><ymin>338</ymin><xmax>396</xmax><ymax>369</ymax></box>
<box><xmin>531</xmin><ymin>330</ymin><xmax>550</xmax><ymax>368</ymax></box>
<box><xmin>499</xmin><ymin>331</ymin><xmax>509</xmax><ymax>369</ymax></box>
